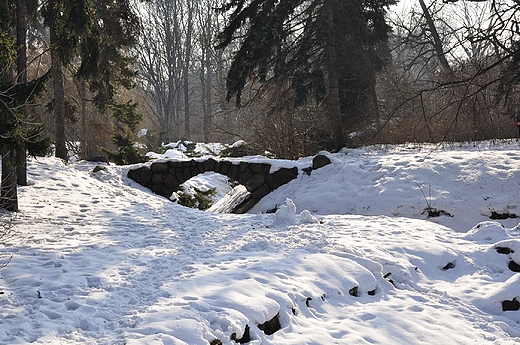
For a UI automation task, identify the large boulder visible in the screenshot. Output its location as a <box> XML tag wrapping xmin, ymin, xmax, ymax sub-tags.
<box><xmin>312</xmin><ymin>154</ymin><xmax>331</xmax><ymax>170</ymax></box>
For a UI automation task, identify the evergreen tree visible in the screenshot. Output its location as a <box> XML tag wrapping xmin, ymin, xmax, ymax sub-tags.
<box><xmin>1</xmin><ymin>0</ymin><xmax>50</xmax><ymax>212</ymax></box>
<box><xmin>216</xmin><ymin>0</ymin><xmax>396</xmax><ymax>150</ymax></box>
<box><xmin>101</xmin><ymin>100</ymin><xmax>148</xmax><ymax>165</ymax></box>
<box><xmin>0</xmin><ymin>0</ymin><xmax>18</xmax><ymax>212</ymax></box>
<box><xmin>42</xmin><ymin>0</ymin><xmax>141</xmax><ymax>161</ymax></box>
<box><xmin>42</xmin><ymin>0</ymin><xmax>92</xmax><ymax>161</ymax></box>
<box><xmin>86</xmin><ymin>0</ymin><xmax>144</xmax><ymax>163</ymax></box>
<box><xmin>85</xmin><ymin>0</ymin><xmax>140</xmax><ymax>108</ymax></box>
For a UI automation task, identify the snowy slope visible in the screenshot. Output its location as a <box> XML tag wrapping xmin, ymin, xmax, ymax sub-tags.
<box><xmin>252</xmin><ymin>141</ymin><xmax>520</xmax><ymax>232</ymax></box>
<box><xmin>0</xmin><ymin>140</ymin><xmax>519</xmax><ymax>344</ymax></box>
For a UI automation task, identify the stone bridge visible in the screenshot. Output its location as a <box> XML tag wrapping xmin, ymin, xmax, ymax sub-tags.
<box><xmin>127</xmin><ymin>157</ymin><xmax>302</xmax><ymax>213</ymax></box>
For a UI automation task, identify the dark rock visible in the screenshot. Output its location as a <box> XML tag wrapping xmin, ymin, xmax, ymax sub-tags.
<box><xmin>250</xmin><ymin>163</ymin><xmax>269</xmax><ymax>173</ymax></box>
<box><xmin>204</xmin><ymin>158</ymin><xmax>216</xmax><ymax>171</ymax></box>
<box><xmin>442</xmin><ymin>262</ymin><xmax>455</xmax><ymax>270</ymax></box>
<box><xmin>231</xmin><ymin>324</ymin><xmax>250</xmax><ymax>344</ymax></box>
<box><xmin>266</xmin><ymin>173</ymin><xmax>280</xmax><ymax>190</ymax></box>
<box><xmin>232</xmin><ymin>197</ymin><xmax>257</xmax><ymax>214</ymax></box>
<box><xmin>312</xmin><ymin>154</ymin><xmax>331</xmax><ymax>170</ymax></box>
<box><xmin>508</xmin><ymin>260</ymin><xmax>520</xmax><ymax>272</ymax></box>
<box><xmin>183</xmin><ymin>166</ymin><xmax>192</xmax><ymax>179</ymax></box>
<box><xmin>140</xmin><ymin>168</ymin><xmax>153</xmax><ymax>185</ymax></box>
<box><xmin>227</xmin><ymin>164</ymin><xmax>240</xmax><ymax>180</ymax></box>
<box><xmin>258</xmin><ymin>313</ymin><xmax>281</xmax><ymax>336</ymax></box>
<box><xmin>490</xmin><ymin>211</ymin><xmax>517</xmax><ymax>220</ymax></box>
<box><xmin>150</xmin><ymin>184</ymin><xmax>162</xmax><ymax>194</ymax></box>
<box><xmin>127</xmin><ymin>166</ymin><xmax>152</xmax><ymax>186</ymax></box>
<box><xmin>190</xmin><ymin>164</ymin><xmax>200</xmax><ymax>177</ymax></box>
<box><xmin>127</xmin><ymin>168</ymin><xmax>136</xmax><ymax>180</ymax></box>
<box><xmin>163</xmin><ymin>173</ymin><xmax>180</xmax><ymax>191</ymax></box>
<box><xmin>251</xmin><ymin>185</ymin><xmax>271</xmax><ymax>199</ymax></box>
<box><xmin>245</xmin><ymin>173</ymin><xmax>266</xmax><ymax>192</ymax></box>
<box><xmin>383</xmin><ymin>272</ymin><xmax>395</xmax><ymax>287</ymax></box>
<box><xmin>151</xmin><ymin>173</ymin><xmax>163</xmax><ymax>185</ymax></box>
<box><xmin>238</xmin><ymin>167</ymin><xmax>253</xmax><ymax>185</ymax></box>
<box><xmin>270</xmin><ymin>167</ymin><xmax>298</xmax><ymax>185</ymax></box>
<box><xmin>175</xmin><ymin>171</ymin><xmax>186</xmax><ymax>184</ymax></box>
<box><xmin>158</xmin><ymin>185</ymin><xmax>173</xmax><ymax>198</ymax></box>
<box><xmin>349</xmin><ymin>286</ymin><xmax>359</xmax><ymax>297</ymax></box>
<box><xmin>197</xmin><ymin>161</ymin><xmax>205</xmax><ymax>174</ymax></box>
<box><xmin>92</xmin><ymin>165</ymin><xmax>106</xmax><ymax>173</ymax></box>
<box><xmin>151</xmin><ymin>162</ymin><xmax>168</xmax><ymax>173</ymax></box>
<box><xmin>220</xmin><ymin>161</ymin><xmax>231</xmax><ymax>175</ymax></box>
<box><xmin>502</xmin><ymin>298</ymin><xmax>520</xmax><ymax>311</ymax></box>
<box><xmin>239</xmin><ymin>161</ymin><xmax>248</xmax><ymax>170</ymax></box>
<box><xmin>496</xmin><ymin>247</ymin><xmax>514</xmax><ymax>255</ymax></box>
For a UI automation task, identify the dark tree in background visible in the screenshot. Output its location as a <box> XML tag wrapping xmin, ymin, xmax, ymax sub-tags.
<box><xmin>83</xmin><ymin>0</ymin><xmax>142</xmax><ymax>160</ymax></box>
<box><xmin>101</xmin><ymin>100</ymin><xmax>148</xmax><ymax>165</ymax></box>
<box><xmin>43</xmin><ymin>0</ymin><xmax>93</xmax><ymax>161</ymax></box>
<box><xmin>0</xmin><ymin>0</ymin><xmax>18</xmax><ymax>212</ymax></box>
<box><xmin>216</xmin><ymin>0</ymin><xmax>396</xmax><ymax>151</ymax></box>
<box><xmin>1</xmin><ymin>0</ymin><xmax>50</xmax><ymax>212</ymax></box>
<box><xmin>42</xmin><ymin>0</ymin><xmax>142</xmax><ymax>161</ymax></box>
<box><xmin>1</xmin><ymin>0</ymin><xmax>142</xmax><ymax>212</ymax></box>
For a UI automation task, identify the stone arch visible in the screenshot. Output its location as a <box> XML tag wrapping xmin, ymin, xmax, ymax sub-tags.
<box><xmin>127</xmin><ymin>158</ymin><xmax>299</xmax><ymax>212</ymax></box>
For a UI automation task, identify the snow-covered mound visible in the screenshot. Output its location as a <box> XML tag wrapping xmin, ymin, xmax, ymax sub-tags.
<box><xmin>251</xmin><ymin>141</ymin><xmax>520</xmax><ymax>232</ymax></box>
<box><xmin>0</xmin><ymin>140</ymin><xmax>519</xmax><ymax>344</ymax></box>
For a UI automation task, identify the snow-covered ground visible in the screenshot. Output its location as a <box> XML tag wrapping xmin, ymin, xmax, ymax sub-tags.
<box><xmin>1</xmin><ymin>140</ymin><xmax>520</xmax><ymax>344</ymax></box>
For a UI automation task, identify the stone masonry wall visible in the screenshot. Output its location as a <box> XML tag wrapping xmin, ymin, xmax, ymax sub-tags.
<box><xmin>127</xmin><ymin>158</ymin><xmax>299</xmax><ymax>213</ymax></box>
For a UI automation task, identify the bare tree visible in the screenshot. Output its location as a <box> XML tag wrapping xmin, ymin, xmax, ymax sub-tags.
<box><xmin>418</xmin><ymin>0</ymin><xmax>454</xmax><ymax>76</ymax></box>
<box><xmin>137</xmin><ymin>0</ymin><xmax>187</xmax><ymax>144</ymax></box>
<box><xmin>183</xmin><ymin>0</ymin><xmax>194</xmax><ymax>139</ymax></box>
<box><xmin>136</xmin><ymin>0</ymin><xmax>236</xmax><ymax>145</ymax></box>
<box><xmin>373</xmin><ymin>0</ymin><xmax>520</xmax><ymax>145</ymax></box>
<box><xmin>196</xmin><ymin>0</ymin><xmax>217</xmax><ymax>142</ymax></box>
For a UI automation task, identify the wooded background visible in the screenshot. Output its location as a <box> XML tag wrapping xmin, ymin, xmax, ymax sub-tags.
<box><xmin>2</xmin><ymin>0</ymin><xmax>520</xmax><ymax>211</ymax></box>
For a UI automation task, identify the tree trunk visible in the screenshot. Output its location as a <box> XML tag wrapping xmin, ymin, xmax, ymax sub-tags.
<box><xmin>52</xmin><ymin>61</ymin><xmax>67</xmax><ymax>161</ymax></box>
<box><xmin>16</xmin><ymin>0</ymin><xmax>27</xmax><ymax>186</ymax></box>
<box><xmin>1</xmin><ymin>0</ymin><xmax>18</xmax><ymax>211</ymax></box>
<box><xmin>201</xmin><ymin>7</ymin><xmax>213</xmax><ymax>142</ymax></box>
<box><xmin>78</xmin><ymin>81</ymin><xmax>87</xmax><ymax>160</ymax></box>
<box><xmin>200</xmin><ymin>51</ymin><xmax>208</xmax><ymax>141</ymax></box>
<box><xmin>1</xmin><ymin>149</ymin><xmax>19</xmax><ymax>212</ymax></box>
<box><xmin>183</xmin><ymin>1</ymin><xmax>194</xmax><ymax>139</ymax></box>
<box><xmin>418</xmin><ymin>0</ymin><xmax>454</xmax><ymax>76</ymax></box>
<box><xmin>49</xmin><ymin>0</ymin><xmax>67</xmax><ymax>162</ymax></box>
<box><xmin>215</xmin><ymin>48</ymin><xmax>233</xmax><ymax>142</ymax></box>
<box><xmin>325</xmin><ymin>0</ymin><xmax>345</xmax><ymax>151</ymax></box>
